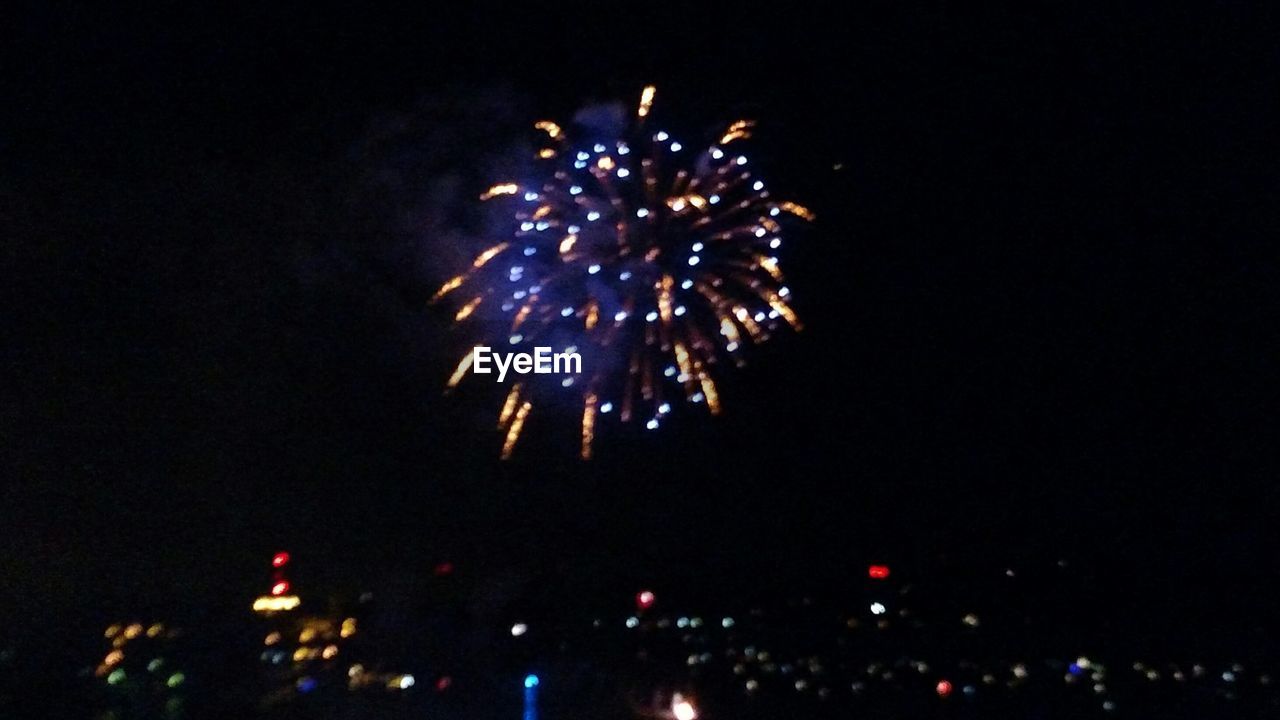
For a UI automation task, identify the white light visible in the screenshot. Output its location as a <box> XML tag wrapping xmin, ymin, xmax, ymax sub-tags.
<box><xmin>600</xmin><ymin>402</ymin><xmax>613</xmax><ymax>413</ymax></box>
<box><xmin>691</xmin><ymin>392</ymin><xmax>704</xmax><ymax>402</ymax></box>
<box><xmin>674</xmin><ymin>306</ymin><xmax>687</xmax><ymax>316</ymax></box>
<box><xmin>561</xmin><ymin>378</ymin><xmax>574</xmax><ymax>387</ymax></box>
<box><xmin>636</xmin><ymin>208</ymin><xmax>649</xmax><ymax>218</ymax></box>
<box><xmin>736</xmin><ymin>156</ymin><xmax>748</xmax><ymax>165</ymax></box>
<box><xmin>726</xmin><ymin>342</ymin><xmax>739</xmax><ymax>351</ymax></box>
<box><xmin>535</xmin><ymin>221</ymin><xmax>549</xmax><ymax>231</ymax></box>
<box><xmin>561</xmin><ymin>307</ymin><xmax>574</xmax><ymax>317</ymax></box>
<box><xmin>708</xmin><ymin>195</ymin><xmax>720</xmax><ymax>204</ymax></box>
<box><xmin>569</xmin><ymin>185</ymin><xmax>582</xmax><ymax>195</ymax></box>
<box><xmin>523</xmin><ymin>192</ymin><xmax>538</xmax><ymax>201</ymax></box>
<box><xmin>520</xmin><ymin>222</ymin><xmax>534</xmax><ymax>231</ymax></box>
<box><xmin>658</xmin><ymin>402</ymin><xmax>671</xmax><ymax>414</ymax></box>
<box><xmin>529</xmin><ymin>285</ymin><xmax>542</xmax><ymax>293</ymax></box>
<box><xmin>646</xmin><ymin>311</ymin><xmax>658</xmax><ymax>322</ymax></box>
<box><xmin>510</xmin><ymin>623</ymin><xmax>528</xmax><ymax>637</ymax></box>
<box><xmin>670</xmin><ymin>142</ymin><xmax>682</xmax><ymax>152</ymax></box>
<box><xmin>501</xmin><ymin>301</ymin><xmax>514</xmax><ymax>311</ymax></box>
<box><xmin>655</xmin><ymin>131</ymin><xmax>669</xmax><ymax>141</ymax></box>
<box><xmin>617</xmin><ymin>168</ymin><xmax>630</xmax><ymax>178</ymax></box>
<box><xmin>691</xmin><ymin>242</ymin><xmax>704</xmax><ymax>251</ymax></box>
<box><xmin>754</xmin><ymin>227</ymin><xmax>767</xmax><ymax>237</ymax></box>
<box><xmin>398</xmin><ymin>675</ymin><xmax>415</xmax><ymax>689</ymax></box>
<box><xmin>524</xmin><ymin>247</ymin><xmax>536</xmax><ymax>256</ymax></box>
<box><xmin>646</xmin><ymin>419</ymin><xmax>659</xmax><ymax>430</ymax></box>
<box><xmin>574</xmin><ymin>160</ymin><xmax>587</xmax><ymax>169</ymax></box>
<box><xmin>870</xmin><ymin>602</ymin><xmax>886</xmax><ymax>615</ymax></box>
<box><xmin>614</xmin><ymin>311</ymin><xmax>627</xmax><ymax>322</ymax></box>
<box><xmin>664</xmin><ymin>366</ymin><xmax>676</xmax><ymax>377</ymax></box>
<box><xmin>576</xmin><ymin>151</ymin><xmax>589</xmax><ymax>161</ymax></box>
<box><xmin>768</xmin><ymin>310</ymin><xmax>779</xmax><ymax>319</ymax></box>
<box><xmin>625</xmin><ymin>616</ymin><xmax>639</xmax><ymax>628</ymax></box>
<box><xmin>588</xmin><ymin>264</ymin><xmax>601</xmax><ymax>274</ymax></box>
<box><xmin>769</xmin><ymin>238</ymin><xmax>781</xmax><ymax>249</ymax></box>
<box><xmin>513</xmin><ymin>290</ymin><xmax>526</xmax><ymax>299</ymax></box>
<box><xmin>672</xmin><ymin>694</ymin><xmax>697</xmax><ymax>720</ymax></box>
<box><xmin>681</xmin><ymin>279</ymin><xmax>693</xmax><ymax>290</ymax></box>
<box><xmin>779</xmin><ymin>286</ymin><xmax>790</xmax><ymax>297</ymax></box>
<box><xmin>593</xmin><ymin>143</ymin><xmax>606</xmax><ymax>153</ymax></box>
<box><xmin>770</xmin><ymin>207</ymin><xmax>780</xmax><ymax>216</ymax></box>
<box><xmin>509</xmin><ymin>334</ymin><xmax>523</xmax><ymax>344</ymax></box>
<box><xmin>587</xmin><ymin>211</ymin><xmax>601</xmax><ymax>221</ymax></box>
<box><xmin>618</xmin><ymin>143</ymin><xmax>630</xmax><ymax>155</ymax></box>
<box><xmin>711</xmin><ymin>148</ymin><xmax>724</xmax><ymax>159</ymax></box>
<box><xmin>567</xmin><ymin>224</ymin><xmax>581</xmax><ymax>234</ymax></box>
<box><xmin>688</xmin><ymin>256</ymin><xmax>700</xmax><ymax>266</ymax></box>
<box><xmin>619</xmin><ymin>271</ymin><xmax>632</xmax><ymax>280</ymax></box>
<box><xmin>754</xmin><ymin>312</ymin><xmax>766</xmax><ymax>322</ymax></box>
<box><xmin>753</xmin><ymin>180</ymin><xmax>764</xmax><ymax>191</ymax></box>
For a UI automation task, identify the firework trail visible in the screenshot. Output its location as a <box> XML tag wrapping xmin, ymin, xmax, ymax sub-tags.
<box><xmin>434</xmin><ymin>86</ymin><xmax>813</xmax><ymax>459</ymax></box>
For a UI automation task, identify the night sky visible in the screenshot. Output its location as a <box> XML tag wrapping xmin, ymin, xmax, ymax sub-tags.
<box><xmin>4</xmin><ymin>4</ymin><xmax>1277</xmax><ymax>651</ymax></box>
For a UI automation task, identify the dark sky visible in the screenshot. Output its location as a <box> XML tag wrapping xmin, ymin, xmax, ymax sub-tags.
<box><xmin>3</xmin><ymin>4</ymin><xmax>1277</xmax><ymax>640</ymax></box>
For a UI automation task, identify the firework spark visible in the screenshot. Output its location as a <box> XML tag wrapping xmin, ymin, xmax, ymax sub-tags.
<box><xmin>435</xmin><ymin>86</ymin><xmax>812</xmax><ymax>459</ymax></box>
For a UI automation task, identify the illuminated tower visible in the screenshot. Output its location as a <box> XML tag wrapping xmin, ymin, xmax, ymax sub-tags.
<box><xmin>254</xmin><ymin>551</ymin><xmax>301</xmax><ymax>613</ymax></box>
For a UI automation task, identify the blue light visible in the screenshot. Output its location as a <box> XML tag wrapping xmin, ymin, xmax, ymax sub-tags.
<box><xmin>524</xmin><ymin>247</ymin><xmax>536</xmax><ymax>256</ymax></box>
<box><xmin>681</xmin><ymin>279</ymin><xmax>693</xmax><ymax>290</ymax></box>
<box><xmin>593</xmin><ymin>143</ymin><xmax>606</xmax><ymax>153</ymax></box>
<box><xmin>524</xmin><ymin>674</ymin><xmax>540</xmax><ymax>689</ymax></box>
<box><xmin>576</xmin><ymin>151</ymin><xmax>589</xmax><ymax>161</ymax></box>
<box><xmin>524</xmin><ymin>192</ymin><xmax>539</xmax><ymax>201</ymax></box>
<box><xmin>1069</xmin><ymin>663</ymin><xmax>1083</xmax><ymax>676</ymax></box>
<box><xmin>561</xmin><ymin>307</ymin><xmax>574</xmax><ymax>317</ymax></box>
<box><xmin>588</xmin><ymin>264</ymin><xmax>601</xmax><ymax>275</ymax></box>
<box><xmin>297</xmin><ymin>677</ymin><xmax>317</xmax><ymax>693</ymax></box>
<box><xmin>600</xmin><ymin>402</ymin><xmax>613</xmax><ymax>413</ymax></box>
<box><xmin>586</xmin><ymin>211</ymin><xmax>601</xmax><ymax>221</ymax></box>
<box><xmin>636</xmin><ymin>208</ymin><xmax>649</xmax><ymax>218</ymax></box>
<box><xmin>570</xmin><ymin>185</ymin><xmax>582</xmax><ymax>195</ymax></box>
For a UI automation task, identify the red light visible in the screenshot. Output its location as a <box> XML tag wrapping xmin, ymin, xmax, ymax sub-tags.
<box><xmin>435</xmin><ymin>676</ymin><xmax>452</xmax><ymax>692</ymax></box>
<box><xmin>271</xmin><ymin>581</ymin><xmax>289</xmax><ymax>596</ymax></box>
<box><xmin>434</xmin><ymin>562</ymin><xmax>454</xmax><ymax>576</ymax></box>
<box><xmin>868</xmin><ymin>565</ymin><xmax>890</xmax><ymax>579</ymax></box>
<box><xmin>636</xmin><ymin>590</ymin><xmax>656</xmax><ymax>611</ymax></box>
<box><xmin>272</xmin><ymin>552</ymin><xmax>290</xmax><ymax>568</ymax></box>
<box><xmin>936</xmin><ymin>679</ymin><xmax>952</xmax><ymax>697</ymax></box>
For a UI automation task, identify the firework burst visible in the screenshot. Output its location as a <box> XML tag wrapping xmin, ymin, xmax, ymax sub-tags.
<box><xmin>434</xmin><ymin>86</ymin><xmax>813</xmax><ymax>459</ymax></box>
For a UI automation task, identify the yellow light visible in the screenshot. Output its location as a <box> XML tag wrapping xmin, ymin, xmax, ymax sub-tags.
<box><xmin>264</xmin><ymin>632</ymin><xmax>281</xmax><ymax>645</ymax></box>
<box><xmin>104</xmin><ymin>624</ymin><xmax>121</xmax><ymax>639</ymax></box>
<box><xmin>500</xmin><ymin>402</ymin><xmax>533</xmax><ymax>460</ymax></box>
<box><xmin>104</xmin><ymin>650</ymin><xmax>124</xmax><ymax>667</ymax></box>
<box><xmin>253</xmin><ymin>595</ymin><xmax>301</xmax><ymax>613</ymax></box>
<box><xmin>431</xmin><ymin>275</ymin><xmax>464</xmax><ymax>302</ymax></box>
<box><xmin>340</xmin><ymin>618</ymin><xmax>357</xmax><ymax>638</ymax></box>
<box><xmin>146</xmin><ymin>623</ymin><xmax>163</xmax><ymax>638</ymax></box>
<box><xmin>597</xmin><ymin>156</ymin><xmax>615</xmax><ymax>171</ymax></box>
<box><xmin>584</xmin><ymin>302</ymin><xmax>599</xmax><ymax>330</ymax></box>
<box><xmin>479</xmin><ymin>183</ymin><xmax>518</xmax><ymax>200</ymax></box>
<box><xmin>446</xmin><ymin>352</ymin><xmax>474</xmax><ymax>389</ymax></box>
<box><xmin>498</xmin><ymin>384</ymin><xmax>522</xmax><ymax>427</ymax></box>
<box><xmin>779</xmin><ymin>201</ymin><xmax>815</xmax><ymax>220</ymax></box>
<box><xmin>538</xmin><ymin>148</ymin><xmax>556</xmax><ymax>159</ymax></box>
<box><xmin>581</xmin><ymin>392</ymin><xmax>597</xmax><ymax>460</ymax></box>
<box><xmin>534</xmin><ymin>120</ymin><xmax>562</xmax><ymax>138</ymax></box>
<box><xmin>454</xmin><ymin>295</ymin><xmax>483</xmax><ymax>321</ymax></box>
<box><xmin>124</xmin><ymin>624</ymin><xmax>143</xmax><ymax>640</ymax></box>
<box><xmin>299</xmin><ymin>628</ymin><xmax>317</xmax><ymax>643</ymax></box>
<box><xmin>558</xmin><ymin>234</ymin><xmax>577</xmax><ymax>254</ymax></box>
<box><xmin>472</xmin><ymin>242</ymin><xmax>510</xmax><ymax>268</ymax></box>
<box><xmin>292</xmin><ymin>647</ymin><xmax>309</xmax><ymax>662</ymax></box>
<box><xmin>322</xmin><ymin>644</ymin><xmax>339</xmax><ymax>659</ymax></box>
<box><xmin>638</xmin><ymin>85</ymin><xmax>656</xmax><ymax>117</ymax></box>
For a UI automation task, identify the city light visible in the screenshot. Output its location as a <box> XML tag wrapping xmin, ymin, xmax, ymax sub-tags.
<box><xmin>672</xmin><ymin>693</ymin><xmax>697</xmax><ymax>720</ymax></box>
